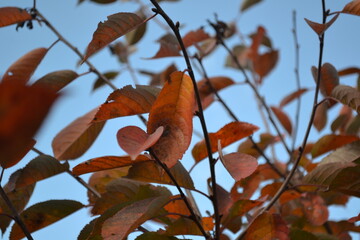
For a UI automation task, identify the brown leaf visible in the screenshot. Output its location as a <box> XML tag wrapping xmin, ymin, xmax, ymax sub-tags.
<box><xmin>331</xmin><ymin>105</ymin><xmax>353</xmax><ymax>134</ymax></box>
<box><xmin>117</xmin><ymin>126</ymin><xmax>164</xmax><ymax>160</ymax></box>
<box><xmin>165</xmin><ymin>217</ymin><xmax>203</xmax><ymax>236</ymax></box>
<box><xmin>248</xmin><ymin>26</ymin><xmax>266</xmax><ymax>62</ymax></box>
<box><xmin>241</xmin><ymin>0</ymin><xmax>263</xmax><ymax>12</ymax></box>
<box><xmin>2</xmin><ymin>48</ymin><xmax>48</xmax><ymax>84</ymax></box>
<box><xmin>332</xmin><ymin>85</ymin><xmax>360</xmax><ymax>114</ymax></box>
<box><xmin>52</xmin><ymin>108</ymin><xmax>105</xmax><ymax>160</ymax></box>
<box><xmin>253</xmin><ymin>50</ymin><xmax>279</xmax><ymax>83</ymax></box>
<box><xmin>0</xmin><ymin>7</ymin><xmax>32</xmax><ymax>28</ymax></box>
<box><xmin>338</xmin><ymin>67</ymin><xmax>360</xmax><ymax>77</ymax></box>
<box><xmin>33</xmin><ymin>70</ymin><xmax>78</xmax><ymax>92</ymax></box>
<box><xmin>72</xmin><ymin>155</ymin><xmax>151</xmax><ymax>175</ymax></box>
<box><xmin>94</xmin><ymin>85</ymin><xmax>160</xmax><ymax>122</ymax></box>
<box><xmin>0</xmin><ymin>82</ymin><xmax>59</xmax><ymax>168</ymax></box>
<box><xmin>342</xmin><ymin>0</ymin><xmax>360</xmax><ymax>16</ymax></box>
<box><xmin>270</xmin><ymin>106</ymin><xmax>292</xmax><ymax>135</ymax></box>
<box><xmin>92</xmin><ymin>71</ymin><xmax>119</xmax><ymax>91</ymax></box>
<box><xmin>301</xmin><ymin>193</ymin><xmax>329</xmax><ymax>226</ymax></box>
<box><xmin>83</xmin><ymin>12</ymin><xmax>147</xmax><ymax>61</ymax></box>
<box><xmin>311</xmin><ymin>134</ymin><xmax>359</xmax><ymax>158</ymax></box>
<box><xmin>244</xmin><ymin>212</ymin><xmax>289</xmax><ymax>240</ymax></box>
<box><xmin>147</xmin><ymin>71</ymin><xmax>195</xmax><ymax>168</ymax></box>
<box><xmin>279</xmin><ymin>88</ymin><xmax>308</xmax><ymax>108</ymax></box>
<box><xmin>348</xmin><ymin>213</ymin><xmax>360</xmax><ymax>223</ymax></box>
<box><xmin>304</xmin><ymin>14</ymin><xmax>339</xmax><ymax>36</ymax></box>
<box><xmin>192</xmin><ymin>122</ymin><xmax>259</xmax><ymax>162</ymax></box>
<box><xmin>182</xmin><ymin>28</ymin><xmax>211</xmax><ymax>48</ymax></box>
<box><xmin>237</xmin><ymin>133</ymin><xmax>279</xmax><ymax>158</ymax></box>
<box><xmin>312</xmin><ymin>63</ymin><xmax>339</xmax><ymax>98</ymax></box>
<box><xmin>147</xmin><ymin>41</ymin><xmax>181</xmax><ymax>59</ymax></box>
<box><xmin>313</xmin><ymin>101</ymin><xmax>328</xmax><ymax>132</ymax></box>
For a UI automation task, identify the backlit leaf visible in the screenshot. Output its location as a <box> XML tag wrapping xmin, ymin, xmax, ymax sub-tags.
<box><xmin>2</xmin><ymin>48</ymin><xmax>48</xmax><ymax>84</ymax></box>
<box><xmin>279</xmin><ymin>88</ymin><xmax>308</xmax><ymax>108</ymax></box>
<box><xmin>244</xmin><ymin>212</ymin><xmax>289</xmax><ymax>240</ymax></box>
<box><xmin>300</xmin><ymin>193</ymin><xmax>329</xmax><ymax>226</ymax></box>
<box><xmin>0</xmin><ymin>7</ymin><xmax>32</xmax><ymax>28</ymax></box>
<box><xmin>10</xmin><ymin>200</ymin><xmax>84</xmax><ymax>240</ymax></box>
<box><xmin>6</xmin><ymin>155</ymin><xmax>69</xmax><ymax>191</ymax></box>
<box><xmin>240</xmin><ymin>0</ymin><xmax>262</xmax><ymax>12</ymax></box>
<box><xmin>332</xmin><ymin>85</ymin><xmax>360</xmax><ymax>113</ymax></box>
<box><xmin>117</xmin><ymin>126</ymin><xmax>164</xmax><ymax>160</ymax></box>
<box><xmin>33</xmin><ymin>70</ymin><xmax>78</xmax><ymax>92</ymax></box>
<box><xmin>101</xmin><ymin>196</ymin><xmax>169</xmax><ymax>240</ymax></box>
<box><xmin>182</xmin><ymin>28</ymin><xmax>211</xmax><ymax>48</ymax></box>
<box><xmin>83</xmin><ymin>12</ymin><xmax>147</xmax><ymax>61</ymax></box>
<box><xmin>318</xmin><ymin>140</ymin><xmax>360</xmax><ymax>166</ymax></box>
<box><xmin>311</xmin><ymin>134</ymin><xmax>359</xmax><ymax>158</ymax></box>
<box><xmin>313</xmin><ymin>101</ymin><xmax>328</xmax><ymax>132</ymax></box>
<box><xmin>92</xmin><ymin>71</ymin><xmax>119</xmax><ymax>91</ymax></box>
<box><xmin>72</xmin><ymin>155</ymin><xmax>151</xmax><ymax>175</ymax></box>
<box><xmin>94</xmin><ymin>85</ymin><xmax>160</xmax><ymax>122</ymax></box>
<box><xmin>270</xmin><ymin>106</ymin><xmax>292</xmax><ymax>135</ymax></box>
<box><xmin>312</xmin><ymin>63</ymin><xmax>339</xmax><ymax>98</ymax></box>
<box><xmin>52</xmin><ymin>108</ymin><xmax>105</xmax><ymax>160</ymax></box>
<box><xmin>342</xmin><ymin>0</ymin><xmax>360</xmax><ymax>16</ymax></box>
<box><xmin>164</xmin><ymin>195</ymin><xmax>191</xmax><ymax>219</ymax></box>
<box><xmin>331</xmin><ymin>106</ymin><xmax>352</xmax><ymax>134</ymax></box>
<box><xmin>0</xmin><ymin>82</ymin><xmax>58</xmax><ymax>168</ymax></box>
<box><xmin>304</xmin><ymin>14</ymin><xmax>339</xmax><ymax>36</ymax></box>
<box><xmin>147</xmin><ymin>71</ymin><xmax>195</xmax><ymax>168</ymax></box>
<box><xmin>125</xmin><ymin>11</ymin><xmax>147</xmax><ymax>45</ymax></box>
<box><xmin>126</xmin><ymin>161</ymin><xmax>195</xmax><ymax>189</ymax></box>
<box><xmin>141</xmin><ymin>64</ymin><xmax>177</xmax><ymax>86</ymax></box>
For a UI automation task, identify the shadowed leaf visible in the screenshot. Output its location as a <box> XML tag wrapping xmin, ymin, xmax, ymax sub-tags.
<box><xmin>311</xmin><ymin>134</ymin><xmax>359</xmax><ymax>158</ymax></box>
<box><xmin>312</xmin><ymin>63</ymin><xmax>339</xmax><ymax>98</ymax></box>
<box><xmin>117</xmin><ymin>126</ymin><xmax>164</xmax><ymax>160</ymax></box>
<box><xmin>83</xmin><ymin>12</ymin><xmax>147</xmax><ymax>61</ymax></box>
<box><xmin>2</xmin><ymin>48</ymin><xmax>48</xmax><ymax>84</ymax></box>
<box><xmin>10</xmin><ymin>200</ymin><xmax>84</xmax><ymax>240</ymax></box>
<box><xmin>240</xmin><ymin>0</ymin><xmax>262</xmax><ymax>12</ymax></box>
<box><xmin>33</xmin><ymin>70</ymin><xmax>78</xmax><ymax>92</ymax></box>
<box><xmin>140</xmin><ymin>64</ymin><xmax>177</xmax><ymax>86</ymax></box>
<box><xmin>164</xmin><ymin>195</ymin><xmax>191</xmax><ymax>219</ymax></box>
<box><xmin>313</xmin><ymin>101</ymin><xmax>328</xmax><ymax>132</ymax></box>
<box><xmin>238</xmin><ymin>133</ymin><xmax>279</xmax><ymax>158</ymax></box>
<box><xmin>192</xmin><ymin>122</ymin><xmax>259</xmax><ymax>162</ymax></box>
<box><xmin>0</xmin><ymin>7</ymin><xmax>32</xmax><ymax>27</ymax></box>
<box><xmin>165</xmin><ymin>217</ymin><xmax>203</xmax><ymax>236</ymax></box>
<box><xmin>147</xmin><ymin>71</ymin><xmax>195</xmax><ymax>168</ymax></box>
<box><xmin>270</xmin><ymin>106</ymin><xmax>292</xmax><ymax>135</ymax></box>
<box><xmin>182</xmin><ymin>28</ymin><xmax>211</xmax><ymax>48</ymax></box>
<box><xmin>304</xmin><ymin>14</ymin><xmax>339</xmax><ymax>36</ymax></box>
<box><xmin>52</xmin><ymin>108</ymin><xmax>105</xmax><ymax>160</ymax></box>
<box><xmin>254</xmin><ymin>50</ymin><xmax>278</xmax><ymax>84</ymax></box>
<box><xmin>125</xmin><ymin>11</ymin><xmax>147</xmax><ymax>45</ymax></box>
<box><xmin>279</xmin><ymin>88</ymin><xmax>308</xmax><ymax>108</ymax></box>
<box><xmin>92</xmin><ymin>71</ymin><xmax>119</xmax><ymax>91</ymax></box>
<box><xmin>147</xmin><ymin>41</ymin><xmax>181</xmax><ymax>59</ymax></box>
<box><xmin>244</xmin><ymin>212</ymin><xmax>289</xmax><ymax>240</ymax></box>
<box><xmin>332</xmin><ymin>85</ymin><xmax>360</xmax><ymax>113</ymax></box>
<box><xmin>94</xmin><ymin>85</ymin><xmax>160</xmax><ymax>122</ymax></box>
<box><xmin>101</xmin><ymin>196</ymin><xmax>169</xmax><ymax>240</ymax></box>
<box><xmin>135</xmin><ymin>233</ymin><xmax>180</xmax><ymax>240</ymax></box>
<box><xmin>72</xmin><ymin>155</ymin><xmax>151</xmax><ymax>175</ymax></box>
<box><xmin>289</xmin><ymin>229</ymin><xmax>318</xmax><ymax>240</ymax></box>
<box><xmin>342</xmin><ymin>0</ymin><xmax>360</xmax><ymax>16</ymax></box>
<box><xmin>300</xmin><ymin>193</ymin><xmax>329</xmax><ymax>226</ymax></box>
<box><xmin>0</xmin><ymin>82</ymin><xmax>59</xmax><ymax>168</ymax></box>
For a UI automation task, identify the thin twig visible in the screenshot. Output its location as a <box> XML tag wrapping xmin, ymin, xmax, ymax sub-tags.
<box><xmin>0</xmin><ymin>168</ymin><xmax>4</xmax><ymax>183</ymax></box>
<box><xmin>237</xmin><ymin>1</ymin><xmax>328</xmax><ymax>238</ymax></box>
<box><xmin>149</xmin><ymin>1</ymin><xmax>220</xmax><ymax>238</ymax></box>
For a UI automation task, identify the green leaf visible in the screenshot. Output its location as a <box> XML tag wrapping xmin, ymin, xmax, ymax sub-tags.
<box><xmin>33</xmin><ymin>70</ymin><xmax>78</xmax><ymax>92</ymax></box>
<box><xmin>332</xmin><ymin>85</ymin><xmax>360</xmax><ymax>113</ymax></box>
<box><xmin>126</xmin><ymin>11</ymin><xmax>147</xmax><ymax>45</ymax></box>
<box><xmin>240</xmin><ymin>0</ymin><xmax>262</xmax><ymax>12</ymax></box>
<box><xmin>92</xmin><ymin>71</ymin><xmax>119</xmax><ymax>91</ymax></box>
<box><xmin>10</xmin><ymin>200</ymin><xmax>84</xmax><ymax>240</ymax></box>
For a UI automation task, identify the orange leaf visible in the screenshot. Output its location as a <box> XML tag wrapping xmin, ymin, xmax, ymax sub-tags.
<box><xmin>164</xmin><ymin>195</ymin><xmax>191</xmax><ymax>219</ymax></box>
<box><xmin>253</xmin><ymin>50</ymin><xmax>278</xmax><ymax>84</ymax></box>
<box><xmin>72</xmin><ymin>155</ymin><xmax>151</xmax><ymax>175</ymax></box>
<box><xmin>311</xmin><ymin>134</ymin><xmax>359</xmax><ymax>158</ymax></box>
<box><xmin>0</xmin><ymin>82</ymin><xmax>58</xmax><ymax>168</ymax></box>
<box><xmin>147</xmin><ymin>41</ymin><xmax>181</xmax><ymax>59</ymax></box>
<box><xmin>244</xmin><ymin>212</ymin><xmax>289</xmax><ymax>240</ymax></box>
<box><xmin>342</xmin><ymin>0</ymin><xmax>360</xmax><ymax>16</ymax></box>
<box><xmin>279</xmin><ymin>88</ymin><xmax>308</xmax><ymax>108</ymax></box>
<box><xmin>147</xmin><ymin>71</ymin><xmax>195</xmax><ymax>168</ymax></box>
<box><xmin>0</xmin><ymin>7</ymin><xmax>32</xmax><ymax>28</ymax></box>
<box><xmin>2</xmin><ymin>48</ymin><xmax>48</xmax><ymax>84</ymax></box>
<box><xmin>182</xmin><ymin>28</ymin><xmax>211</xmax><ymax>48</ymax></box>
<box><xmin>301</xmin><ymin>193</ymin><xmax>329</xmax><ymax>226</ymax></box>
<box><xmin>248</xmin><ymin>26</ymin><xmax>266</xmax><ymax>62</ymax></box>
<box><xmin>270</xmin><ymin>106</ymin><xmax>292</xmax><ymax>135</ymax></box>
<box><xmin>94</xmin><ymin>85</ymin><xmax>160</xmax><ymax>122</ymax></box>
<box><xmin>202</xmin><ymin>217</ymin><xmax>214</xmax><ymax>231</ymax></box>
<box><xmin>83</xmin><ymin>12</ymin><xmax>147</xmax><ymax>61</ymax></box>
<box><xmin>338</xmin><ymin>67</ymin><xmax>360</xmax><ymax>76</ymax></box>
<box><xmin>117</xmin><ymin>126</ymin><xmax>164</xmax><ymax>160</ymax></box>
<box><xmin>304</xmin><ymin>14</ymin><xmax>339</xmax><ymax>36</ymax></box>
<box><xmin>52</xmin><ymin>108</ymin><xmax>105</xmax><ymax>160</ymax></box>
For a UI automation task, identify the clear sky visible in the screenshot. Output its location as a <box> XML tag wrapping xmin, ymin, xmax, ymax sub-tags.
<box><xmin>1</xmin><ymin>0</ymin><xmax>360</xmax><ymax>239</ymax></box>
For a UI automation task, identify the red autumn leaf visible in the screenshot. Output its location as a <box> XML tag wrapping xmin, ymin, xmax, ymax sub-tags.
<box><xmin>348</xmin><ymin>213</ymin><xmax>360</xmax><ymax>223</ymax></box>
<box><xmin>147</xmin><ymin>71</ymin><xmax>195</xmax><ymax>168</ymax></box>
<box><xmin>312</xmin><ymin>63</ymin><xmax>339</xmax><ymax>98</ymax></box>
<box><xmin>192</xmin><ymin>121</ymin><xmax>259</xmax><ymax>162</ymax></box>
<box><xmin>52</xmin><ymin>108</ymin><xmax>105</xmax><ymax>160</ymax></box>
<box><xmin>164</xmin><ymin>195</ymin><xmax>191</xmax><ymax>219</ymax></box>
<box><xmin>117</xmin><ymin>125</ymin><xmax>164</xmax><ymax>160</ymax></box>
<box><xmin>0</xmin><ymin>7</ymin><xmax>32</xmax><ymax>28</ymax></box>
<box><xmin>147</xmin><ymin>41</ymin><xmax>181</xmax><ymax>59</ymax></box>
<box><xmin>238</xmin><ymin>133</ymin><xmax>279</xmax><ymax>158</ymax></box>
<box><xmin>182</xmin><ymin>28</ymin><xmax>211</xmax><ymax>48</ymax></box>
<box><xmin>311</xmin><ymin>134</ymin><xmax>359</xmax><ymax>158</ymax></box>
<box><xmin>94</xmin><ymin>85</ymin><xmax>160</xmax><ymax>122</ymax></box>
<box><xmin>279</xmin><ymin>88</ymin><xmax>308</xmax><ymax>108</ymax></box>
<box><xmin>270</xmin><ymin>106</ymin><xmax>292</xmax><ymax>135</ymax></box>
<box><xmin>32</xmin><ymin>70</ymin><xmax>79</xmax><ymax>92</ymax></box>
<box><xmin>244</xmin><ymin>212</ymin><xmax>289</xmax><ymax>240</ymax></box>
<box><xmin>301</xmin><ymin>193</ymin><xmax>329</xmax><ymax>226</ymax></box>
<box><xmin>253</xmin><ymin>50</ymin><xmax>279</xmax><ymax>83</ymax></box>
<box><xmin>248</xmin><ymin>26</ymin><xmax>266</xmax><ymax>62</ymax></box>
<box><xmin>342</xmin><ymin>0</ymin><xmax>360</xmax><ymax>16</ymax></box>
<box><xmin>83</xmin><ymin>12</ymin><xmax>147</xmax><ymax>61</ymax></box>
<box><xmin>0</xmin><ymin>82</ymin><xmax>58</xmax><ymax>168</ymax></box>
<box><xmin>304</xmin><ymin>13</ymin><xmax>339</xmax><ymax>36</ymax></box>
<box><xmin>313</xmin><ymin>101</ymin><xmax>328</xmax><ymax>132</ymax></box>
<box><xmin>72</xmin><ymin>155</ymin><xmax>151</xmax><ymax>176</ymax></box>
<box><xmin>2</xmin><ymin>48</ymin><xmax>48</xmax><ymax>84</ymax></box>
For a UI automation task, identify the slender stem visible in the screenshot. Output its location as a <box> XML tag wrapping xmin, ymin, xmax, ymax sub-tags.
<box><xmin>0</xmin><ymin>168</ymin><xmax>4</xmax><ymax>183</ymax></box>
<box><xmin>149</xmin><ymin>1</ymin><xmax>220</xmax><ymax>238</ymax></box>
<box><xmin>237</xmin><ymin>1</ymin><xmax>328</xmax><ymax>238</ymax></box>
<box><xmin>34</xmin><ymin>10</ymin><xmax>118</xmax><ymax>90</ymax></box>
<box><xmin>0</xmin><ymin>186</ymin><xmax>34</xmax><ymax>240</ymax></box>
<box><xmin>149</xmin><ymin>149</ymin><xmax>210</xmax><ymax>239</ymax></box>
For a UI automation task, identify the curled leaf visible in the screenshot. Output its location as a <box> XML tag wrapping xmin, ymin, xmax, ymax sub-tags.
<box><xmin>332</xmin><ymin>85</ymin><xmax>360</xmax><ymax>113</ymax></box>
<box><xmin>311</xmin><ymin>134</ymin><xmax>360</xmax><ymax>158</ymax></box>
<box><xmin>304</xmin><ymin>14</ymin><xmax>339</xmax><ymax>36</ymax></box>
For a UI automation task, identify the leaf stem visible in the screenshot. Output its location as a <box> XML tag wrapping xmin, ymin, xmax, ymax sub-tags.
<box><xmin>149</xmin><ymin>1</ymin><xmax>220</xmax><ymax>238</ymax></box>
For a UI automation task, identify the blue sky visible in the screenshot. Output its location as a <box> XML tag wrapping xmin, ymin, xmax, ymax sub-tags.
<box><xmin>1</xmin><ymin>0</ymin><xmax>360</xmax><ymax>239</ymax></box>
